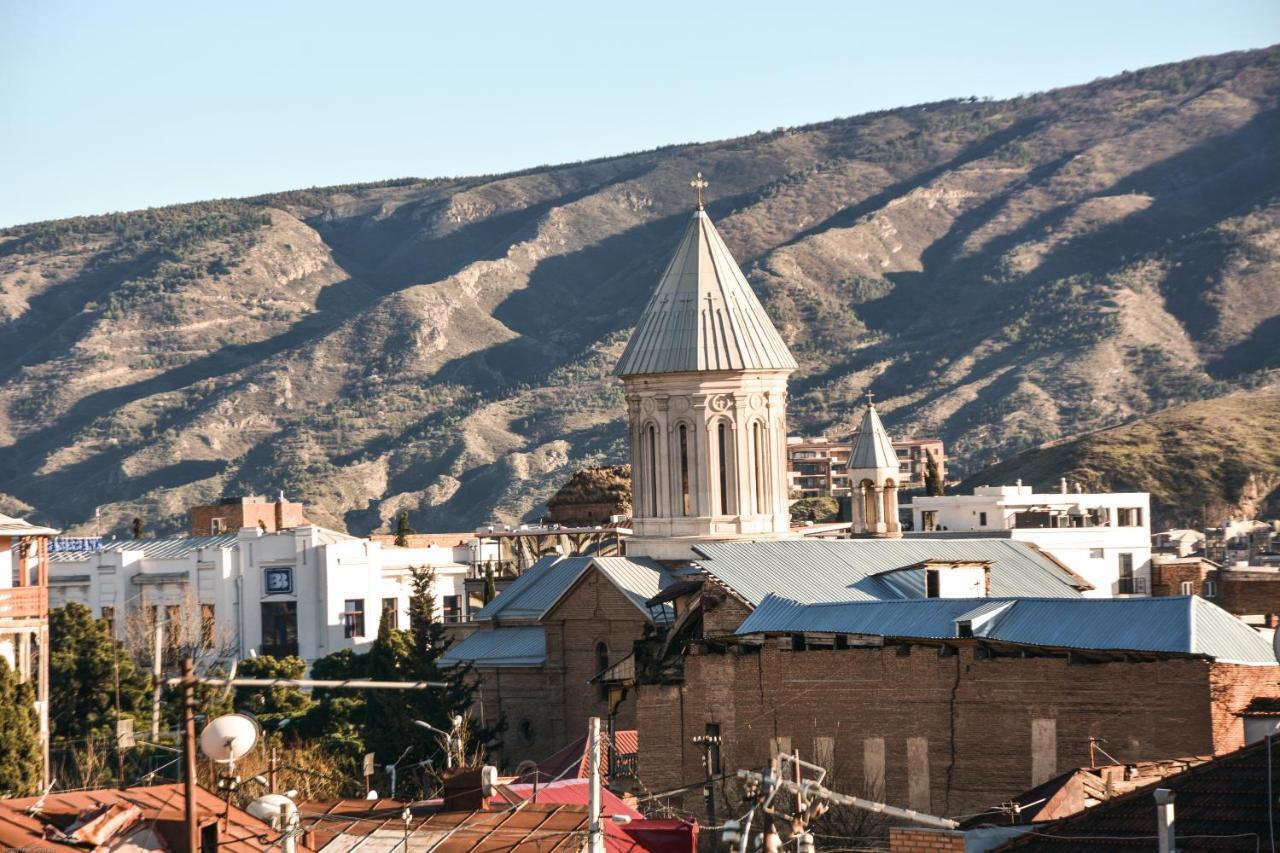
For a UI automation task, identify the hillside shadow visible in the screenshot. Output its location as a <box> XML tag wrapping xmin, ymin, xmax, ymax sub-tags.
<box><xmin>1211</xmin><ymin>315</ymin><xmax>1280</xmax><ymax>377</ymax></box>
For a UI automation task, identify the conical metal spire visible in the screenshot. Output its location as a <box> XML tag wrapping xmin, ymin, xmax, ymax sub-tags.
<box><xmin>615</xmin><ymin>208</ymin><xmax>797</xmax><ymax>377</ymax></box>
<box><xmin>848</xmin><ymin>400</ymin><xmax>898</xmax><ymax>473</ymax></box>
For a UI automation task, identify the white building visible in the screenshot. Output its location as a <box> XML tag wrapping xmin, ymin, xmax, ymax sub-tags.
<box><xmin>47</xmin><ymin>525</ymin><xmax>495</xmax><ymax>666</ymax></box>
<box><xmin>909</xmin><ymin>482</ymin><xmax>1152</xmax><ymax>597</ymax></box>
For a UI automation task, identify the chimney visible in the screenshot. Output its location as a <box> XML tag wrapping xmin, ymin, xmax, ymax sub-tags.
<box><xmin>442</xmin><ymin>767</ymin><xmax>492</xmax><ymax>812</ymax></box>
<box><xmin>275</xmin><ymin>499</ymin><xmax>284</xmax><ymax>532</ymax></box>
<box><xmin>1153</xmin><ymin>788</ymin><xmax>1175</xmax><ymax>853</ymax></box>
<box><xmin>1060</xmin><ymin>477</ymin><xmax>1068</xmax><ymax>495</ymax></box>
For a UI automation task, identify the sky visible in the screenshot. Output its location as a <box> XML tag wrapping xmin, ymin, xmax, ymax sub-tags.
<box><xmin>2</xmin><ymin>0</ymin><xmax>1278</xmax><ymax>228</ymax></box>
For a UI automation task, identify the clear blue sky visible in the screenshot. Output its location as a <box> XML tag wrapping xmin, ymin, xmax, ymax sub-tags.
<box><xmin>2</xmin><ymin>0</ymin><xmax>1278</xmax><ymax>227</ymax></box>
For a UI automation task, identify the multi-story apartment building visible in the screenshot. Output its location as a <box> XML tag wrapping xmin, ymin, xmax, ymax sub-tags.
<box><xmin>787</xmin><ymin>435</ymin><xmax>945</xmax><ymax>497</ymax></box>
<box><xmin>0</xmin><ymin>513</ymin><xmax>58</xmax><ymax>786</ymax></box>
<box><xmin>909</xmin><ymin>481</ymin><xmax>1153</xmax><ymax>597</ymax></box>
<box><xmin>48</xmin><ymin>522</ymin><xmax>498</xmax><ymax>667</ymax></box>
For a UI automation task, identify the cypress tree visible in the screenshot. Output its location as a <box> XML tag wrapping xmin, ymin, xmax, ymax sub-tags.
<box><xmin>0</xmin><ymin>658</ymin><xmax>41</xmax><ymax>796</ymax></box>
<box><xmin>483</xmin><ymin>562</ymin><xmax>497</xmax><ymax>605</ymax></box>
<box><xmin>393</xmin><ymin>511</ymin><xmax>414</xmax><ymax>547</ymax></box>
<box><xmin>925</xmin><ymin>451</ymin><xmax>944</xmax><ymax>496</ymax></box>
<box><xmin>131</xmin><ymin>517</ymin><xmax>144</xmax><ymax>539</ymax></box>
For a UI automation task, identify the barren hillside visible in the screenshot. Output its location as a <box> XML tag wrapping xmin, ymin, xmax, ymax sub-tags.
<box><xmin>1</xmin><ymin>47</ymin><xmax>1277</xmax><ymax>535</ymax></box>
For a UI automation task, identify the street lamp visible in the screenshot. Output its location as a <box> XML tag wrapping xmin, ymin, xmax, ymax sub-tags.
<box><xmin>412</xmin><ymin>720</ymin><xmax>455</xmax><ymax>769</ymax></box>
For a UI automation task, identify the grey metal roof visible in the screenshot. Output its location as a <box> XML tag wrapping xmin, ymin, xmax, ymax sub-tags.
<box><xmin>471</xmin><ymin>555</ymin><xmax>677</xmax><ymax>624</ymax></box>
<box><xmin>736</xmin><ymin>594</ymin><xmax>1278</xmax><ymax>665</ymax></box>
<box><xmin>847</xmin><ymin>403</ymin><xmax>898</xmax><ymax>473</ymax></box>
<box><xmin>692</xmin><ymin>538</ymin><xmax>1087</xmax><ymax>606</ymax></box>
<box><xmin>438</xmin><ymin>626</ymin><xmax>546</xmax><ymax>668</ymax></box>
<box><xmin>74</xmin><ymin>534</ymin><xmax>240</xmax><ymax>561</ymax></box>
<box><xmin>614</xmin><ymin>209</ymin><xmax>797</xmax><ymax>377</ymax></box>
<box><xmin>0</xmin><ymin>513</ymin><xmax>59</xmax><ymax>536</ymax></box>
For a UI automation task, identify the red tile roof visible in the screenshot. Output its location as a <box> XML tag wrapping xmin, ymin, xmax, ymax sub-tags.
<box><xmin>0</xmin><ymin>783</ymin><xmax>303</xmax><ymax>853</ymax></box>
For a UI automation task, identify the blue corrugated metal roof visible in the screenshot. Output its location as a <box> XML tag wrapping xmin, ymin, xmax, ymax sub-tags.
<box><xmin>439</xmin><ymin>626</ymin><xmax>546</xmax><ymax>667</ymax></box>
<box><xmin>736</xmin><ymin>594</ymin><xmax>1278</xmax><ymax>665</ymax></box>
<box><xmin>692</xmin><ymin>538</ymin><xmax>1087</xmax><ymax>605</ymax></box>
<box><xmin>472</xmin><ymin>556</ymin><xmax>676</xmax><ymax>624</ymax></box>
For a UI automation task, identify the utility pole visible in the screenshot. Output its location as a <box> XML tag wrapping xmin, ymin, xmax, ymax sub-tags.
<box><xmin>693</xmin><ymin>732</ymin><xmax>723</xmax><ymax>850</ymax></box>
<box><xmin>182</xmin><ymin>658</ymin><xmax>198</xmax><ymax>853</ymax></box>
<box><xmin>588</xmin><ymin>716</ymin><xmax>604</xmax><ymax>853</ymax></box>
<box><xmin>151</xmin><ymin>617</ymin><xmax>164</xmax><ymax>740</ymax></box>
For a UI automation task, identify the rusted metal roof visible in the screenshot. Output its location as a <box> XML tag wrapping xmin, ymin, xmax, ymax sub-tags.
<box><xmin>298</xmin><ymin>799</ymin><xmax>649</xmax><ymax>851</ymax></box>
<box><xmin>0</xmin><ymin>783</ymin><xmax>302</xmax><ymax>852</ymax></box>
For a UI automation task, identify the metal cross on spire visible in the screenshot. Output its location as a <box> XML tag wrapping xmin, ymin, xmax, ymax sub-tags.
<box><xmin>865</xmin><ymin>389</ymin><xmax>875</xmax><ymax>407</ymax></box>
<box><xmin>691</xmin><ymin>172</ymin><xmax>709</xmax><ymax>210</ymax></box>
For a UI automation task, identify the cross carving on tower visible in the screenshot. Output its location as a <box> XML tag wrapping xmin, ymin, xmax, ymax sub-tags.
<box><xmin>690</xmin><ymin>172</ymin><xmax>709</xmax><ymax>210</ymax></box>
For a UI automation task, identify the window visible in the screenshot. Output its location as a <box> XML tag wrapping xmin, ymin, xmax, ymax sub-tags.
<box><xmin>200</xmin><ymin>604</ymin><xmax>215</xmax><ymax>648</ymax></box>
<box><xmin>442</xmin><ymin>595</ymin><xmax>461</xmax><ymax>623</ymax></box>
<box><xmin>1203</xmin><ymin>580</ymin><xmax>1217</xmax><ymax>598</ymax></box>
<box><xmin>925</xmin><ymin>569</ymin><xmax>941</xmax><ymax>599</ymax></box>
<box><xmin>260</xmin><ymin>601</ymin><xmax>298</xmax><ymax>658</ymax></box>
<box><xmin>101</xmin><ymin>606</ymin><xmax>114</xmax><ymax>638</ymax></box>
<box><xmin>1089</xmin><ymin>548</ymin><xmax>1104</xmax><ymax>559</ymax></box>
<box><xmin>343</xmin><ymin>599</ymin><xmax>366</xmax><ymax>638</ymax></box>
<box><xmin>678</xmin><ymin>424</ymin><xmax>691</xmax><ymax>516</ymax></box>
<box><xmin>752</xmin><ymin>422</ymin><xmax>767</xmax><ymax>514</ymax></box>
<box><xmin>210</xmin><ymin>517</ymin><xmax>226</xmax><ymax>534</ymax></box>
<box><xmin>1180</xmin><ymin>581</ymin><xmax>1194</xmax><ymax>596</ymax></box>
<box><xmin>596</xmin><ymin>642</ymin><xmax>610</xmax><ymax>701</ymax></box>
<box><xmin>717</xmin><ymin>423</ymin><xmax>730</xmax><ymax>514</ymax></box>
<box><xmin>978</xmin><ymin>512</ymin><xmax>988</xmax><ymax>526</ymax></box>
<box><xmin>645</xmin><ymin>424</ymin><xmax>658</xmax><ymax>517</ymax></box>
<box><xmin>381</xmin><ymin>597</ymin><xmax>398</xmax><ymax>629</ymax></box>
<box><xmin>921</xmin><ymin>510</ymin><xmax>938</xmax><ymax>532</ymax></box>
<box><xmin>1118</xmin><ymin>507</ymin><xmax>1144</xmax><ymax>527</ymax></box>
<box><xmin>1117</xmin><ymin>553</ymin><xmax>1135</xmax><ymax>594</ymax></box>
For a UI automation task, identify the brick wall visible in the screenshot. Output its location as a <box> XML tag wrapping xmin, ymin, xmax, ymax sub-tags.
<box><xmin>889</xmin><ymin>828</ymin><xmax>966</xmax><ymax>852</ymax></box>
<box><xmin>637</xmin><ymin>643</ymin><xmax>1279</xmax><ymax>822</ymax></box>
<box><xmin>1150</xmin><ymin>559</ymin><xmax>1215</xmax><ymax>597</ymax></box>
<box><xmin>189</xmin><ymin>499</ymin><xmax>308</xmax><ymax>535</ymax></box>
<box><xmin>1218</xmin><ymin>571</ymin><xmax>1280</xmax><ymax>622</ymax></box>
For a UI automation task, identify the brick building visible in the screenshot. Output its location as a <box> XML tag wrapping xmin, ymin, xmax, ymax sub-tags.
<box><xmin>440</xmin><ymin>555</ymin><xmax>675</xmax><ymax>769</ymax></box>
<box><xmin>630</xmin><ymin>595</ymin><xmax>1279</xmax><ymax>824</ymax></box>
<box><xmin>189</xmin><ymin>494</ymin><xmax>308</xmax><ymax>535</ymax></box>
<box><xmin>1151</xmin><ymin>554</ymin><xmax>1280</xmax><ymax>630</ymax></box>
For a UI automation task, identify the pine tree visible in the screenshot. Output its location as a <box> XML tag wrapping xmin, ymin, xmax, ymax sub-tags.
<box><xmin>925</xmin><ymin>451</ymin><xmax>944</xmax><ymax>496</ymax></box>
<box><xmin>234</xmin><ymin>655</ymin><xmax>314</xmax><ymax>732</ymax></box>
<box><xmin>393</xmin><ymin>511</ymin><xmax>414</xmax><ymax>547</ymax></box>
<box><xmin>0</xmin><ymin>658</ymin><xmax>41</xmax><ymax>796</ymax></box>
<box><xmin>49</xmin><ymin>603</ymin><xmax>151</xmax><ymax>741</ymax></box>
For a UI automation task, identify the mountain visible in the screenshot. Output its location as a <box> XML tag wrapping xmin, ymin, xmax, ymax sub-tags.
<box><xmin>1</xmin><ymin>47</ymin><xmax>1278</xmax><ymax>535</ymax></box>
<box><xmin>960</xmin><ymin>385</ymin><xmax>1280</xmax><ymax>528</ymax></box>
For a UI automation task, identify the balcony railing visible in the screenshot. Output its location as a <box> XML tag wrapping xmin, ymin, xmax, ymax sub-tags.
<box><xmin>612</xmin><ymin>751</ymin><xmax>639</xmax><ymax>780</ymax></box>
<box><xmin>0</xmin><ymin>586</ymin><xmax>47</xmax><ymax>620</ymax></box>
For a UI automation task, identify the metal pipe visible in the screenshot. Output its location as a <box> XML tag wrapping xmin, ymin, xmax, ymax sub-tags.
<box><xmin>735</xmin><ymin>769</ymin><xmax>960</xmax><ymax>830</ymax></box>
<box><xmin>588</xmin><ymin>717</ymin><xmax>603</xmax><ymax>853</ymax></box>
<box><xmin>182</xmin><ymin>658</ymin><xmax>199</xmax><ymax>853</ymax></box>
<box><xmin>1154</xmin><ymin>788</ymin><xmax>1175</xmax><ymax>853</ymax></box>
<box><xmin>164</xmin><ymin>676</ymin><xmax>448</xmax><ymax>689</ymax></box>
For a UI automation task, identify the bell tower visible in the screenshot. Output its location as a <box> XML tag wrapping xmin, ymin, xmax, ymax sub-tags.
<box><xmin>616</xmin><ymin>174</ymin><xmax>798</xmax><ymax>560</ymax></box>
<box><xmin>847</xmin><ymin>396</ymin><xmax>902</xmax><ymax>538</ymax></box>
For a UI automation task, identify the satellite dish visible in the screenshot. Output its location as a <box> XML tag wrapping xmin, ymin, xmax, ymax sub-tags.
<box><xmin>200</xmin><ymin>713</ymin><xmax>260</xmax><ymax>763</ymax></box>
<box><xmin>247</xmin><ymin>794</ymin><xmax>298</xmax><ymax>830</ymax></box>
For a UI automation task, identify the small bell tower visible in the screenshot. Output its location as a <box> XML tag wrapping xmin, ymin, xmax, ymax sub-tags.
<box><xmin>847</xmin><ymin>395</ymin><xmax>902</xmax><ymax>538</ymax></box>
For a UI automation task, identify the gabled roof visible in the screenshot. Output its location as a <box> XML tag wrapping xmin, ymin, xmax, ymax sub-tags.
<box><xmin>847</xmin><ymin>403</ymin><xmax>897</xmax><ymax>473</ymax></box>
<box><xmin>471</xmin><ymin>556</ymin><xmax>677</xmax><ymax>624</ymax></box>
<box><xmin>692</xmin><ymin>538</ymin><xmax>1088</xmax><ymax>606</ymax></box>
<box><xmin>994</xmin><ymin>737</ymin><xmax>1280</xmax><ymax>850</ymax></box>
<box><xmin>735</xmin><ymin>594</ymin><xmax>1279</xmax><ymax>664</ymax></box>
<box><xmin>614</xmin><ymin>209</ymin><xmax>797</xmax><ymax>377</ymax></box>
<box><xmin>0</xmin><ymin>513</ymin><xmax>58</xmax><ymax>536</ymax></box>
<box><xmin>438</xmin><ymin>625</ymin><xmax>546</xmax><ymax>668</ymax></box>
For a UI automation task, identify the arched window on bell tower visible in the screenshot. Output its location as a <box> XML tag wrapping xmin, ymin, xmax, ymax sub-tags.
<box><xmin>715</xmin><ymin>421</ymin><xmax>732</xmax><ymax>515</ymax></box>
<box><xmin>752</xmin><ymin>420</ymin><xmax>768</xmax><ymax>515</ymax></box>
<box><xmin>678</xmin><ymin>423</ymin><xmax>692</xmax><ymax>516</ymax></box>
<box><xmin>644</xmin><ymin>423</ymin><xmax>658</xmax><ymax>517</ymax></box>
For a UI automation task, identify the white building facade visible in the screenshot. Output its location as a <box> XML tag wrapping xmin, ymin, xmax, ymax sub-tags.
<box><xmin>47</xmin><ymin>526</ymin><xmax>489</xmax><ymax>666</ymax></box>
<box><xmin>910</xmin><ymin>483</ymin><xmax>1152</xmax><ymax>597</ymax></box>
